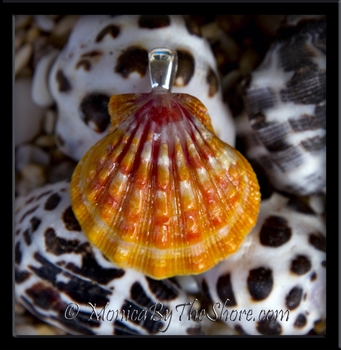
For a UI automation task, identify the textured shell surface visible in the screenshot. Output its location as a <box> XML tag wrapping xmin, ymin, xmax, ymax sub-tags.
<box><xmin>14</xmin><ymin>181</ymin><xmax>202</xmax><ymax>335</ymax></box>
<box><xmin>70</xmin><ymin>90</ymin><xmax>260</xmax><ymax>280</ymax></box>
<box><xmin>15</xmin><ymin>14</ymin><xmax>327</xmax><ymax>336</ymax></box>
<box><xmin>237</xmin><ymin>17</ymin><xmax>326</xmax><ymax>196</ymax></box>
<box><xmin>196</xmin><ymin>192</ymin><xmax>326</xmax><ymax>335</ymax></box>
<box><xmin>47</xmin><ymin>15</ymin><xmax>235</xmax><ymax>161</ymax></box>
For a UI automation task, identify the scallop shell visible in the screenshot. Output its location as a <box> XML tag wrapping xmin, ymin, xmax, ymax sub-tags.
<box><xmin>71</xmin><ymin>90</ymin><xmax>261</xmax><ymax>279</ymax></box>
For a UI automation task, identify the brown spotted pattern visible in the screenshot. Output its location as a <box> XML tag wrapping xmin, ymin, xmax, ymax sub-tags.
<box><xmin>294</xmin><ymin>313</ymin><xmax>307</xmax><ymax>329</ymax></box>
<box><xmin>195</xmin><ymin>192</ymin><xmax>326</xmax><ymax>335</ymax></box>
<box><xmin>75</xmin><ymin>59</ymin><xmax>91</xmax><ymax>71</ymax></box>
<box><xmin>247</xmin><ymin>267</ymin><xmax>273</xmax><ymax>301</ymax></box>
<box><xmin>79</xmin><ymin>93</ymin><xmax>111</xmax><ymax>133</ymax></box>
<box><xmin>95</xmin><ymin>24</ymin><xmax>120</xmax><ymax>42</ymax></box>
<box><xmin>56</xmin><ymin>70</ymin><xmax>72</xmax><ymax>92</ymax></box>
<box><xmin>17</xmin><ymin>15</ymin><xmax>326</xmax><ymax>336</ymax></box>
<box><xmin>138</xmin><ymin>15</ymin><xmax>171</xmax><ymax>29</ymax></box>
<box><xmin>174</xmin><ymin>50</ymin><xmax>195</xmax><ymax>87</ymax></box>
<box><xmin>256</xmin><ymin>319</ymin><xmax>282</xmax><ymax>335</ymax></box>
<box><xmin>216</xmin><ymin>273</ymin><xmax>237</xmax><ymax>306</ymax></box>
<box><xmin>238</xmin><ymin>17</ymin><xmax>326</xmax><ymax>196</ymax></box>
<box><xmin>259</xmin><ymin>215</ymin><xmax>292</xmax><ymax>247</ymax></box>
<box><xmin>62</xmin><ymin>206</ymin><xmax>82</xmax><ymax>231</ymax></box>
<box><xmin>290</xmin><ymin>255</ymin><xmax>312</xmax><ymax>275</ymax></box>
<box><xmin>146</xmin><ymin>277</ymin><xmax>180</xmax><ymax>302</ymax></box>
<box><xmin>44</xmin><ymin>193</ymin><xmax>62</xmax><ymax>210</ymax></box>
<box><xmin>23</xmin><ymin>217</ymin><xmax>41</xmax><ymax>245</ymax></box>
<box><xmin>15</xmin><ymin>181</ymin><xmax>202</xmax><ymax>335</ymax></box>
<box><xmin>200</xmin><ymin>278</ymin><xmax>213</xmax><ymax>303</ymax></box>
<box><xmin>75</xmin><ymin>50</ymin><xmax>103</xmax><ymax>72</ymax></box>
<box><xmin>49</xmin><ymin>15</ymin><xmax>234</xmax><ymax>162</ymax></box>
<box><xmin>115</xmin><ymin>46</ymin><xmax>149</xmax><ymax>79</ymax></box>
<box><xmin>308</xmin><ymin>232</ymin><xmax>326</xmax><ymax>252</ymax></box>
<box><xmin>206</xmin><ymin>68</ymin><xmax>219</xmax><ymax>97</ymax></box>
<box><xmin>285</xmin><ymin>286</ymin><xmax>303</xmax><ymax>310</ymax></box>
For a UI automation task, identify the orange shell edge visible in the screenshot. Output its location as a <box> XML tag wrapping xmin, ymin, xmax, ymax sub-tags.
<box><xmin>70</xmin><ymin>92</ymin><xmax>261</xmax><ymax>280</ymax></box>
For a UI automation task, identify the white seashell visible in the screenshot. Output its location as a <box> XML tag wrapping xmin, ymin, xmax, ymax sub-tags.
<box><xmin>195</xmin><ymin>192</ymin><xmax>326</xmax><ymax>335</ymax></box>
<box><xmin>14</xmin><ymin>181</ymin><xmax>202</xmax><ymax>335</ymax></box>
<box><xmin>237</xmin><ymin>17</ymin><xmax>326</xmax><ymax>196</ymax></box>
<box><xmin>13</xmin><ymin>15</ymin><xmax>328</xmax><ymax>337</ymax></box>
<box><xmin>32</xmin><ymin>49</ymin><xmax>59</xmax><ymax>107</ymax></box>
<box><xmin>48</xmin><ymin>15</ymin><xmax>235</xmax><ymax>161</ymax></box>
<box><xmin>174</xmin><ymin>276</ymin><xmax>200</xmax><ymax>295</ymax></box>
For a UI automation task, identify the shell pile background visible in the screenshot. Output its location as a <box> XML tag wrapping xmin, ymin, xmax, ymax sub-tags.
<box><xmin>14</xmin><ymin>15</ymin><xmax>326</xmax><ymax>336</ymax></box>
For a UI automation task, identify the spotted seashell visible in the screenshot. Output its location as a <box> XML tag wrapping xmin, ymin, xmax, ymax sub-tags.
<box><xmin>236</xmin><ymin>17</ymin><xmax>326</xmax><ymax>196</ymax></box>
<box><xmin>70</xmin><ymin>82</ymin><xmax>261</xmax><ymax>280</ymax></box>
<box><xmin>196</xmin><ymin>192</ymin><xmax>326</xmax><ymax>335</ymax></box>
<box><xmin>47</xmin><ymin>15</ymin><xmax>235</xmax><ymax>161</ymax></box>
<box><xmin>14</xmin><ymin>181</ymin><xmax>202</xmax><ymax>335</ymax></box>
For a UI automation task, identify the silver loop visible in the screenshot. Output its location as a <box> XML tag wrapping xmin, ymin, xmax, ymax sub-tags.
<box><xmin>148</xmin><ymin>48</ymin><xmax>178</xmax><ymax>92</ymax></box>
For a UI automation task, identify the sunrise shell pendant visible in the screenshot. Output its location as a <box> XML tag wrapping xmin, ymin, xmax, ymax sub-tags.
<box><xmin>70</xmin><ymin>48</ymin><xmax>261</xmax><ymax>279</ymax></box>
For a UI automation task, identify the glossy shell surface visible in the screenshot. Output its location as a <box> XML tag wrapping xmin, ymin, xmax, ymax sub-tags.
<box><xmin>15</xmin><ymin>14</ymin><xmax>327</xmax><ymax>336</ymax></box>
<box><xmin>70</xmin><ymin>91</ymin><xmax>261</xmax><ymax>279</ymax></box>
<box><xmin>14</xmin><ymin>181</ymin><xmax>202</xmax><ymax>335</ymax></box>
<box><xmin>196</xmin><ymin>192</ymin><xmax>326</xmax><ymax>335</ymax></box>
<box><xmin>47</xmin><ymin>15</ymin><xmax>235</xmax><ymax>161</ymax></box>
